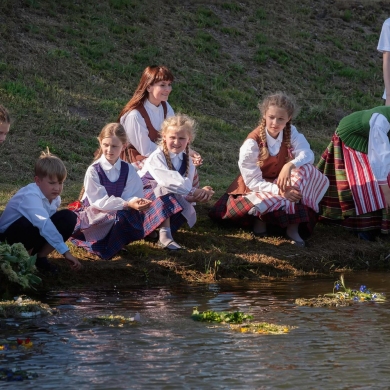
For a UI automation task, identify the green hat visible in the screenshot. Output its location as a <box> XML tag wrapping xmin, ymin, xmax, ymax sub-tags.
<box><xmin>336</xmin><ymin>106</ymin><xmax>390</xmax><ymax>153</ymax></box>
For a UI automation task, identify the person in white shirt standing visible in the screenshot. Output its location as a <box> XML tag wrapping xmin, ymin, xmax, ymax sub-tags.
<box><xmin>0</xmin><ymin>150</ymin><xmax>82</xmax><ymax>271</ymax></box>
<box><xmin>209</xmin><ymin>92</ymin><xmax>329</xmax><ymax>247</ymax></box>
<box><xmin>378</xmin><ymin>18</ymin><xmax>390</xmax><ymax>106</ymax></box>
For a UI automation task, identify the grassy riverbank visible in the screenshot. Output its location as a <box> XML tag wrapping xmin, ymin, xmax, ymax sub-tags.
<box><xmin>1</xmin><ymin>0</ymin><xmax>390</xmax><ymax>291</ymax></box>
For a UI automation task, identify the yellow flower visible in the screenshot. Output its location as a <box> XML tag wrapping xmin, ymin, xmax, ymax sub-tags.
<box><xmin>240</xmin><ymin>327</ymin><xmax>248</xmax><ymax>333</ymax></box>
<box><xmin>0</xmin><ymin>345</ymin><xmax>4</xmax><ymax>350</ymax></box>
<box><xmin>23</xmin><ymin>342</ymin><xmax>33</xmax><ymax>348</ymax></box>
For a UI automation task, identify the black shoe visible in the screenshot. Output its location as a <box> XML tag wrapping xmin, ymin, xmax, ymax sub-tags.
<box><xmin>356</xmin><ymin>232</ymin><xmax>376</xmax><ymax>242</ymax></box>
<box><xmin>35</xmin><ymin>257</ymin><xmax>59</xmax><ymax>274</ymax></box>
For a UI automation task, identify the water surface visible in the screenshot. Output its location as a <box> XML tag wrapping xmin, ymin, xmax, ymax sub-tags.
<box><xmin>1</xmin><ymin>272</ymin><xmax>390</xmax><ymax>389</ymax></box>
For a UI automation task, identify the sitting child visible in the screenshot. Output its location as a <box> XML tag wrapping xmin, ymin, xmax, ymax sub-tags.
<box><xmin>317</xmin><ymin>106</ymin><xmax>390</xmax><ymax>240</ymax></box>
<box><xmin>0</xmin><ymin>149</ymin><xmax>81</xmax><ymax>271</ymax></box>
<box><xmin>0</xmin><ymin>105</ymin><xmax>10</xmax><ymax>144</ymax></box>
<box><xmin>138</xmin><ymin>114</ymin><xmax>214</xmax><ymax>250</ymax></box>
<box><xmin>209</xmin><ymin>92</ymin><xmax>329</xmax><ymax>247</ymax></box>
<box><xmin>70</xmin><ymin>123</ymin><xmax>186</xmax><ymax>259</ymax></box>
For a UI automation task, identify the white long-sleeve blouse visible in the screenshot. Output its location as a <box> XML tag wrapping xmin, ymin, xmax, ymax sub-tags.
<box><xmin>120</xmin><ymin>99</ymin><xmax>174</xmax><ymax>157</ymax></box>
<box><xmin>138</xmin><ymin>147</ymin><xmax>195</xmax><ymax>195</ymax></box>
<box><xmin>82</xmin><ymin>155</ymin><xmax>144</xmax><ymax>211</ymax></box>
<box><xmin>239</xmin><ymin>125</ymin><xmax>314</xmax><ymax>195</ymax></box>
<box><xmin>368</xmin><ymin>113</ymin><xmax>390</xmax><ymax>185</ymax></box>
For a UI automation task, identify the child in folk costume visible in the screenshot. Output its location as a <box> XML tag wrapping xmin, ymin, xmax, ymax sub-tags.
<box><xmin>0</xmin><ymin>105</ymin><xmax>11</xmax><ymax>145</ymax></box>
<box><xmin>209</xmin><ymin>92</ymin><xmax>329</xmax><ymax>247</ymax></box>
<box><xmin>317</xmin><ymin>106</ymin><xmax>390</xmax><ymax>240</ymax></box>
<box><xmin>70</xmin><ymin>123</ymin><xmax>184</xmax><ymax>259</ymax></box>
<box><xmin>138</xmin><ymin>114</ymin><xmax>214</xmax><ymax>250</ymax></box>
<box><xmin>117</xmin><ymin>65</ymin><xmax>202</xmax><ymax>171</ymax></box>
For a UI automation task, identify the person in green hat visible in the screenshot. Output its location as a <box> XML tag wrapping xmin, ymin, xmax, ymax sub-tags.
<box><xmin>317</xmin><ymin>106</ymin><xmax>390</xmax><ymax>240</ymax></box>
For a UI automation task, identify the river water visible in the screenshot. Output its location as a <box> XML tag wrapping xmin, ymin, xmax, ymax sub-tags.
<box><xmin>1</xmin><ymin>272</ymin><xmax>390</xmax><ymax>389</ymax></box>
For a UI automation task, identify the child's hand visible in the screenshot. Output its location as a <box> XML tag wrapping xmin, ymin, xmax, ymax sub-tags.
<box><xmin>189</xmin><ymin>148</ymin><xmax>203</xmax><ymax>167</ymax></box>
<box><xmin>279</xmin><ymin>186</ymin><xmax>302</xmax><ymax>202</ymax></box>
<box><xmin>128</xmin><ymin>198</ymin><xmax>152</xmax><ymax>211</ymax></box>
<box><xmin>63</xmin><ymin>251</ymin><xmax>82</xmax><ymax>271</ymax></box>
<box><xmin>277</xmin><ymin>162</ymin><xmax>295</xmax><ymax>192</ymax></box>
<box><xmin>192</xmin><ymin>187</ymin><xmax>214</xmax><ymax>202</ymax></box>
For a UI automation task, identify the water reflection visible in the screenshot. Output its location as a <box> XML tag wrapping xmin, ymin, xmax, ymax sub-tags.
<box><xmin>1</xmin><ymin>272</ymin><xmax>390</xmax><ymax>388</ymax></box>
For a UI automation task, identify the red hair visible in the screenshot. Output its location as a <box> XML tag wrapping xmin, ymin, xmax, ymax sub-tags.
<box><xmin>117</xmin><ymin>65</ymin><xmax>174</xmax><ymax>121</ymax></box>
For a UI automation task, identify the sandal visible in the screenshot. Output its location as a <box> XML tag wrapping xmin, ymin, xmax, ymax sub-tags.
<box><xmin>285</xmin><ymin>234</ymin><xmax>305</xmax><ymax>247</ymax></box>
<box><xmin>157</xmin><ymin>240</ymin><xmax>184</xmax><ymax>251</ymax></box>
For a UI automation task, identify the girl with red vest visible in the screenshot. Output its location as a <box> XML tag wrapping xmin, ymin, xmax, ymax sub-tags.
<box><xmin>209</xmin><ymin>92</ymin><xmax>329</xmax><ymax>247</ymax></box>
<box><xmin>70</xmin><ymin>123</ymin><xmax>185</xmax><ymax>259</ymax></box>
<box><xmin>117</xmin><ymin>65</ymin><xmax>202</xmax><ymax>170</ymax></box>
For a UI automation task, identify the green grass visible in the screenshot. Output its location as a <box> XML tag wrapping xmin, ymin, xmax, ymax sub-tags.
<box><xmin>1</xmin><ymin>0</ymin><xmax>390</xmax><ymax>283</ymax></box>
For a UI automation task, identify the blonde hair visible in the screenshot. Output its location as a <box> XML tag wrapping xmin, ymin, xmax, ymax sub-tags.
<box><xmin>35</xmin><ymin>148</ymin><xmax>67</xmax><ymax>181</ymax></box>
<box><xmin>159</xmin><ymin>114</ymin><xmax>196</xmax><ymax>177</ymax></box>
<box><xmin>0</xmin><ymin>105</ymin><xmax>10</xmax><ymax>124</ymax></box>
<box><xmin>94</xmin><ymin>123</ymin><xmax>127</xmax><ymax>161</ymax></box>
<box><xmin>256</xmin><ymin>92</ymin><xmax>298</xmax><ymax>166</ymax></box>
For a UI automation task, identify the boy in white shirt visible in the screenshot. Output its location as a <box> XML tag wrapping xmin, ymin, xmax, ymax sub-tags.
<box><xmin>0</xmin><ymin>150</ymin><xmax>82</xmax><ymax>271</ymax></box>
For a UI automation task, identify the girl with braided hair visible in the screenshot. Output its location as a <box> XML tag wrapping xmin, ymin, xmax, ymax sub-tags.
<box><xmin>138</xmin><ymin>114</ymin><xmax>214</xmax><ymax>250</ymax></box>
<box><xmin>70</xmin><ymin>123</ymin><xmax>186</xmax><ymax>259</ymax></box>
<box><xmin>209</xmin><ymin>92</ymin><xmax>329</xmax><ymax>247</ymax></box>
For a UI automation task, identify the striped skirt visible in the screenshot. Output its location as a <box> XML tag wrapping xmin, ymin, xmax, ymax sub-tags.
<box><xmin>317</xmin><ymin>133</ymin><xmax>390</xmax><ymax>232</ymax></box>
<box><xmin>209</xmin><ymin>164</ymin><xmax>328</xmax><ymax>237</ymax></box>
<box><xmin>70</xmin><ymin>193</ymin><xmax>184</xmax><ymax>260</ymax></box>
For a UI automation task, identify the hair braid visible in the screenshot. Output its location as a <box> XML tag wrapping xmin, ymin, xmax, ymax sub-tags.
<box><xmin>185</xmin><ymin>144</ymin><xmax>190</xmax><ymax>177</ymax></box>
<box><xmin>283</xmin><ymin>120</ymin><xmax>292</xmax><ymax>162</ymax></box>
<box><xmin>256</xmin><ymin>118</ymin><xmax>269</xmax><ymax>167</ymax></box>
<box><xmin>162</xmin><ymin>139</ymin><xmax>174</xmax><ymax>170</ymax></box>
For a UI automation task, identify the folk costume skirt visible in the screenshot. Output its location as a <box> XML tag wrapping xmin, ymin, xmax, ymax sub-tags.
<box><xmin>317</xmin><ymin>133</ymin><xmax>390</xmax><ymax>233</ymax></box>
<box><xmin>209</xmin><ymin>164</ymin><xmax>329</xmax><ymax>237</ymax></box>
<box><xmin>70</xmin><ymin>193</ymin><xmax>184</xmax><ymax>260</ymax></box>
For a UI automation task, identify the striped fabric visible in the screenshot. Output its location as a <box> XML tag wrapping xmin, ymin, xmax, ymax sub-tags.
<box><xmin>317</xmin><ymin>133</ymin><xmax>390</xmax><ymax>233</ymax></box>
<box><xmin>249</xmin><ymin>164</ymin><xmax>329</xmax><ymax>216</ymax></box>
<box><xmin>343</xmin><ymin>145</ymin><xmax>385</xmax><ymax>215</ymax></box>
<box><xmin>209</xmin><ymin>163</ymin><xmax>326</xmax><ymax>235</ymax></box>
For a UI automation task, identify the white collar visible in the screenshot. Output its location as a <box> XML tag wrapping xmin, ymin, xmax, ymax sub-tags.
<box><xmin>145</xmin><ymin>98</ymin><xmax>162</xmax><ymax>112</ymax></box>
<box><xmin>169</xmin><ymin>151</ymin><xmax>184</xmax><ymax>160</ymax></box>
<box><xmin>266</xmin><ymin>128</ymin><xmax>283</xmax><ymax>147</ymax></box>
<box><xmin>99</xmin><ymin>155</ymin><xmax>122</xmax><ymax>171</ymax></box>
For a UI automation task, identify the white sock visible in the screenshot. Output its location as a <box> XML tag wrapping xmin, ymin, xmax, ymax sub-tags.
<box><xmin>286</xmin><ymin>224</ymin><xmax>303</xmax><ymax>242</ymax></box>
<box><xmin>159</xmin><ymin>228</ymin><xmax>182</xmax><ymax>249</ymax></box>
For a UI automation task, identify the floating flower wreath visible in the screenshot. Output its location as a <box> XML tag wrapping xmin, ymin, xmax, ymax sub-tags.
<box><xmin>295</xmin><ymin>275</ymin><xmax>386</xmax><ymax>307</ymax></box>
<box><xmin>191</xmin><ymin>308</ymin><xmax>295</xmax><ymax>335</ymax></box>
